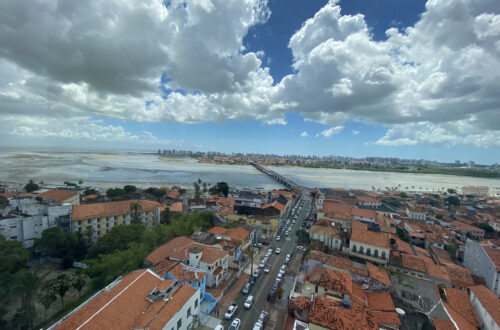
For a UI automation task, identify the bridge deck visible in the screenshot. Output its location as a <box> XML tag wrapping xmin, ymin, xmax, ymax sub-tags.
<box><xmin>249</xmin><ymin>161</ymin><xmax>298</xmax><ymax>188</ymax></box>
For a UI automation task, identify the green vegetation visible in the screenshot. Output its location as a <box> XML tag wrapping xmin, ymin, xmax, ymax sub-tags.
<box><xmin>445</xmin><ymin>244</ymin><xmax>457</xmax><ymax>257</ymax></box>
<box><xmin>123</xmin><ymin>185</ymin><xmax>136</xmax><ymax>193</ymax></box>
<box><xmin>106</xmin><ymin>187</ymin><xmax>128</xmax><ymax>200</ymax></box>
<box><xmin>208</xmin><ymin>182</ymin><xmax>229</xmax><ymax>197</ymax></box>
<box><xmin>447</xmin><ymin>188</ymin><xmax>457</xmax><ymax>194</ymax></box>
<box><xmin>83</xmin><ymin>211</ymin><xmax>215</xmax><ymax>290</ymax></box>
<box><xmin>399</xmin><ymin>192</ymin><xmax>408</xmax><ymax>198</ymax></box>
<box><xmin>24</xmin><ymin>179</ymin><xmax>39</xmax><ymax>192</ymax></box>
<box><xmin>130</xmin><ymin>201</ymin><xmax>142</xmax><ymax>224</ymax></box>
<box><xmin>445</xmin><ymin>196</ymin><xmax>460</xmax><ymax>206</ymax></box>
<box><xmin>144</xmin><ymin>187</ymin><xmax>166</xmax><ymax>198</ymax></box>
<box><xmin>295</xmin><ymin>229</ymin><xmax>310</xmax><ymax>244</ymax></box>
<box><xmin>396</xmin><ymin>227</ymin><xmax>410</xmax><ymax>243</ymax></box>
<box><xmin>34</xmin><ymin>227</ymin><xmax>87</xmax><ymax>263</ymax></box>
<box><xmin>83</xmin><ymin>188</ymin><xmax>98</xmax><ymax>196</ymax></box>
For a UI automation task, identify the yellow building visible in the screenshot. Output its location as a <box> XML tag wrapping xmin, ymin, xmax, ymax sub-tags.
<box><xmin>71</xmin><ymin>200</ymin><xmax>161</xmax><ymax>242</ymax></box>
<box><xmin>226</xmin><ymin>214</ymin><xmax>279</xmax><ymax>236</ymax></box>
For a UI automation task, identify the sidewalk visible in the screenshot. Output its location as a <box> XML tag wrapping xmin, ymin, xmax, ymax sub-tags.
<box><xmin>216</xmin><ymin>272</ymin><xmax>249</xmax><ymax>313</ymax></box>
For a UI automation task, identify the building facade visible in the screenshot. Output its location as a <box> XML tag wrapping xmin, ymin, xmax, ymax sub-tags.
<box><xmin>464</xmin><ymin>239</ymin><xmax>500</xmax><ymax>296</ymax></box>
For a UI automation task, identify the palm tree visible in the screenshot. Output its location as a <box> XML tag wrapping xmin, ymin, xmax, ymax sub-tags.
<box><xmin>130</xmin><ymin>202</ymin><xmax>142</xmax><ymax>224</ymax></box>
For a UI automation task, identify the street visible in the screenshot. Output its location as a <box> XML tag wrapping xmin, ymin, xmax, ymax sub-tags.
<box><xmin>220</xmin><ymin>193</ymin><xmax>311</xmax><ymax>330</ymax></box>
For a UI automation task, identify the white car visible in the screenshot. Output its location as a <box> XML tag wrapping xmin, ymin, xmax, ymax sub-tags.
<box><xmin>285</xmin><ymin>231</ymin><xmax>289</xmax><ymax>236</ymax></box>
<box><xmin>252</xmin><ymin>322</ymin><xmax>263</xmax><ymax>330</ymax></box>
<box><xmin>253</xmin><ymin>269</ymin><xmax>260</xmax><ymax>278</ymax></box>
<box><xmin>276</xmin><ymin>235</ymin><xmax>281</xmax><ymax>241</ymax></box>
<box><xmin>264</xmin><ymin>266</ymin><xmax>271</xmax><ymax>274</ymax></box>
<box><xmin>297</xmin><ymin>245</ymin><xmax>306</xmax><ymax>252</ymax></box>
<box><xmin>225</xmin><ymin>304</ymin><xmax>238</xmax><ymax>320</ymax></box>
<box><xmin>229</xmin><ymin>318</ymin><xmax>241</xmax><ymax>330</ymax></box>
<box><xmin>277</xmin><ymin>273</ymin><xmax>283</xmax><ymax>280</ymax></box>
<box><xmin>259</xmin><ymin>261</ymin><xmax>266</xmax><ymax>268</ymax></box>
<box><xmin>215</xmin><ymin>325</ymin><xmax>224</xmax><ymax>330</ymax></box>
<box><xmin>275</xmin><ymin>248</ymin><xmax>281</xmax><ymax>254</ymax></box>
<box><xmin>244</xmin><ymin>295</ymin><xmax>254</xmax><ymax>309</ymax></box>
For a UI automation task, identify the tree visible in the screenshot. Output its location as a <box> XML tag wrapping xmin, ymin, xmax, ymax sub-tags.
<box><xmin>202</xmin><ymin>182</ymin><xmax>207</xmax><ymax>193</ymax></box>
<box><xmin>106</xmin><ymin>188</ymin><xmax>128</xmax><ymax>200</ymax></box>
<box><xmin>0</xmin><ymin>236</ymin><xmax>30</xmax><ymax>274</ymax></box>
<box><xmin>447</xmin><ymin>188</ymin><xmax>457</xmax><ymax>194</ymax></box>
<box><xmin>276</xmin><ymin>287</ymin><xmax>284</xmax><ymax>300</ymax></box>
<box><xmin>193</xmin><ymin>182</ymin><xmax>201</xmax><ymax>199</ymax></box>
<box><xmin>477</xmin><ymin>223</ymin><xmax>494</xmax><ymax>233</ymax></box>
<box><xmin>71</xmin><ymin>274</ymin><xmax>86</xmax><ymax>295</ymax></box>
<box><xmin>34</xmin><ymin>227</ymin><xmax>87</xmax><ymax>260</ymax></box>
<box><xmin>445</xmin><ymin>196</ymin><xmax>460</xmax><ymax>206</ymax></box>
<box><xmin>208</xmin><ymin>182</ymin><xmax>229</xmax><ymax>197</ymax></box>
<box><xmin>83</xmin><ymin>188</ymin><xmax>98</xmax><ymax>196</ymax></box>
<box><xmin>87</xmin><ymin>224</ymin><xmax>146</xmax><ymax>257</ymax></box>
<box><xmin>130</xmin><ymin>202</ymin><xmax>142</xmax><ymax>224</ymax></box>
<box><xmin>40</xmin><ymin>283</ymin><xmax>57</xmax><ymax>320</ymax></box>
<box><xmin>396</xmin><ymin>227</ymin><xmax>410</xmax><ymax>243</ymax></box>
<box><xmin>399</xmin><ymin>192</ymin><xmax>408</xmax><ymax>198</ymax></box>
<box><xmin>48</xmin><ymin>274</ymin><xmax>72</xmax><ymax>306</ymax></box>
<box><xmin>124</xmin><ymin>185</ymin><xmax>136</xmax><ymax>193</ymax></box>
<box><xmin>11</xmin><ymin>270</ymin><xmax>39</xmax><ymax>329</ymax></box>
<box><xmin>24</xmin><ymin>180</ymin><xmax>39</xmax><ymax>193</ymax></box>
<box><xmin>295</xmin><ymin>229</ymin><xmax>310</xmax><ymax>244</ymax></box>
<box><xmin>160</xmin><ymin>208</ymin><xmax>171</xmax><ymax>225</ymax></box>
<box><xmin>78</xmin><ymin>180</ymin><xmax>84</xmax><ymax>185</ymax></box>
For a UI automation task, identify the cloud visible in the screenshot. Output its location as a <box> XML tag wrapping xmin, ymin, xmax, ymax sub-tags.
<box><xmin>352</xmin><ymin>130</ymin><xmax>360</xmax><ymax>135</ymax></box>
<box><xmin>0</xmin><ymin>0</ymin><xmax>499</xmax><ymax>149</ymax></box>
<box><xmin>300</xmin><ymin>131</ymin><xmax>308</xmax><ymax>137</ymax></box>
<box><xmin>316</xmin><ymin>125</ymin><xmax>344</xmax><ymax>137</ymax></box>
<box><xmin>264</xmin><ymin>118</ymin><xmax>287</xmax><ymax>125</ymax></box>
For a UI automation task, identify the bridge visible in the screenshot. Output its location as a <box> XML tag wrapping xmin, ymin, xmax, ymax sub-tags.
<box><xmin>249</xmin><ymin>161</ymin><xmax>298</xmax><ymax>189</ymax></box>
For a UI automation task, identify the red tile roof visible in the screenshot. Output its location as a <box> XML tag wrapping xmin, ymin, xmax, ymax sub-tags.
<box><xmin>38</xmin><ymin>189</ymin><xmax>79</xmax><ymax>202</ymax></box>
<box><xmin>217</xmin><ymin>207</ymin><xmax>233</xmax><ymax>217</ymax></box>
<box><xmin>432</xmin><ymin>319</ymin><xmax>456</xmax><ymax>330</ymax></box>
<box><xmin>469</xmin><ymin>285</ymin><xmax>500</xmax><ymax>326</ymax></box>
<box><xmin>351</xmin><ymin>208</ymin><xmax>377</xmax><ymax>219</ymax></box>
<box><xmin>71</xmin><ymin>199</ymin><xmax>161</xmax><ymax>221</ymax></box>
<box><xmin>445</xmin><ymin>264</ymin><xmax>474</xmax><ymax>287</ymax></box>
<box><xmin>424</xmin><ymin>261</ymin><xmax>450</xmax><ymax>281</ymax></box>
<box><xmin>401</xmin><ymin>254</ymin><xmax>426</xmax><ymax>273</ymax></box>
<box><xmin>207</xmin><ymin>226</ymin><xmax>249</xmax><ymax>241</ymax></box>
<box><xmin>54</xmin><ymin>269</ymin><xmax>197</xmax><ymax>330</ymax></box>
<box><xmin>367</xmin><ymin>291</ymin><xmax>395</xmax><ymax>312</ymax></box>
<box><xmin>444</xmin><ymin>288</ymin><xmax>480</xmax><ymax>329</ymax></box>
<box><xmin>351</xmin><ymin>220</ymin><xmax>390</xmax><ymax>248</ymax></box>
<box><xmin>308</xmin><ymin>265</ymin><xmax>352</xmax><ymax>295</ymax></box>
<box><xmin>216</xmin><ymin>197</ymin><xmax>235</xmax><ymax>207</ymax></box>
<box><xmin>484</xmin><ymin>246</ymin><xmax>500</xmax><ymax>271</ymax></box>
<box><xmin>168</xmin><ymin>201</ymin><xmax>183</xmax><ymax>212</ymax></box>
<box><xmin>168</xmin><ymin>262</ymin><xmax>206</xmax><ymax>283</ymax></box>
<box><xmin>146</xmin><ymin>236</ymin><xmax>229</xmax><ymax>265</ymax></box>
<box><xmin>261</xmin><ymin>200</ymin><xmax>285</xmax><ymax>212</ymax></box>
<box><xmin>308</xmin><ymin>250</ymin><xmax>369</xmax><ymax>277</ymax></box>
<box><xmin>166</xmin><ymin>191</ymin><xmax>180</xmax><ymax>199</ymax></box>
<box><xmin>366</xmin><ymin>263</ymin><xmax>391</xmax><ymax>287</ymax></box>
<box><xmin>372</xmin><ymin>311</ymin><xmax>401</xmax><ymax>327</ymax></box>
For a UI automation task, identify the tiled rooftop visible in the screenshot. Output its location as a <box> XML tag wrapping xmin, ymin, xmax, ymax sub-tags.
<box><xmin>445</xmin><ymin>263</ymin><xmax>474</xmax><ymax>286</ymax></box>
<box><xmin>351</xmin><ymin>220</ymin><xmax>390</xmax><ymax>248</ymax></box>
<box><xmin>469</xmin><ymin>285</ymin><xmax>500</xmax><ymax>326</ymax></box>
<box><xmin>308</xmin><ymin>265</ymin><xmax>352</xmax><ymax>295</ymax></box>
<box><xmin>445</xmin><ymin>288</ymin><xmax>480</xmax><ymax>329</ymax></box>
<box><xmin>38</xmin><ymin>189</ymin><xmax>79</xmax><ymax>202</ymax></box>
<box><xmin>71</xmin><ymin>199</ymin><xmax>161</xmax><ymax>221</ymax></box>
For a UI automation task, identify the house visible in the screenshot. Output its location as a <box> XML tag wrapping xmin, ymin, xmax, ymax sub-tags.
<box><xmin>0</xmin><ymin>195</ymin><xmax>72</xmax><ymax>247</ymax></box>
<box><xmin>227</xmin><ymin>214</ymin><xmax>278</xmax><ymax>237</ymax></box>
<box><xmin>306</xmin><ymin>265</ymin><xmax>352</xmax><ymax>300</ymax></box>
<box><xmin>357</xmin><ymin>196</ymin><xmax>381</xmax><ymax>208</ymax></box>
<box><xmin>469</xmin><ymin>285</ymin><xmax>500</xmax><ymax>329</ymax></box>
<box><xmin>452</xmin><ymin>221</ymin><xmax>485</xmax><ymax>240</ymax></box>
<box><xmin>49</xmin><ymin>269</ymin><xmax>200</xmax><ymax>330</ymax></box>
<box><xmin>208</xmin><ymin>226</ymin><xmax>251</xmax><ymax>255</ymax></box>
<box><xmin>351</xmin><ymin>208</ymin><xmax>377</xmax><ymax>223</ymax></box>
<box><xmin>462</xmin><ymin>185</ymin><xmax>489</xmax><ymax>197</ymax></box>
<box><xmin>309</xmin><ymin>221</ymin><xmax>342</xmax><ymax>251</ymax></box>
<box><xmin>405</xmin><ymin>207</ymin><xmax>426</xmax><ymax>221</ymax></box>
<box><xmin>37</xmin><ymin>189</ymin><xmax>80</xmax><ymax>205</ymax></box>
<box><xmin>409</xmin><ymin>231</ymin><xmax>426</xmax><ymax>247</ymax></box>
<box><xmin>464</xmin><ymin>239</ymin><xmax>500</xmax><ymax>296</ymax></box>
<box><xmin>431</xmin><ymin>287</ymin><xmax>480</xmax><ymax>330</ymax></box>
<box><xmin>70</xmin><ymin>199</ymin><xmax>161</xmax><ymax>242</ymax></box>
<box><xmin>349</xmin><ymin>220</ymin><xmax>390</xmax><ymax>265</ymax></box>
<box><xmin>145</xmin><ymin>236</ymin><xmax>229</xmax><ymax>289</ymax></box>
<box><xmin>445</xmin><ymin>263</ymin><xmax>474</xmax><ymax>289</ymax></box>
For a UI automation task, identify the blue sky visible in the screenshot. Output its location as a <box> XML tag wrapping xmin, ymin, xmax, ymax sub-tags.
<box><xmin>0</xmin><ymin>0</ymin><xmax>499</xmax><ymax>164</ymax></box>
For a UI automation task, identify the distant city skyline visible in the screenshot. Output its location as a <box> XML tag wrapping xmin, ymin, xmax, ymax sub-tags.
<box><xmin>0</xmin><ymin>0</ymin><xmax>499</xmax><ymax>164</ymax></box>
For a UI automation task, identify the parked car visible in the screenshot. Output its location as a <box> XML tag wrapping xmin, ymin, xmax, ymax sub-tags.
<box><xmin>242</xmin><ymin>283</ymin><xmax>251</xmax><ymax>295</ymax></box>
<box><xmin>275</xmin><ymin>248</ymin><xmax>281</xmax><ymax>254</ymax></box>
<box><xmin>264</xmin><ymin>266</ymin><xmax>271</xmax><ymax>274</ymax></box>
<box><xmin>244</xmin><ymin>295</ymin><xmax>254</xmax><ymax>309</ymax></box>
<box><xmin>252</xmin><ymin>321</ymin><xmax>263</xmax><ymax>330</ymax></box>
<box><xmin>225</xmin><ymin>304</ymin><xmax>238</xmax><ymax>320</ymax></box>
<box><xmin>252</xmin><ymin>269</ymin><xmax>260</xmax><ymax>278</ymax></box>
<box><xmin>258</xmin><ymin>311</ymin><xmax>269</xmax><ymax>325</ymax></box>
<box><xmin>259</xmin><ymin>261</ymin><xmax>266</xmax><ymax>268</ymax></box>
<box><xmin>297</xmin><ymin>245</ymin><xmax>306</xmax><ymax>252</ymax></box>
<box><xmin>276</xmin><ymin>235</ymin><xmax>281</xmax><ymax>241</ymax></box>
<box><xmin>215</xmin><ymin>325</ymin><xmax>224</xmax><ymax>330</ymax></box>
<box><xmin>229</xmin><ymin>318</ymin><xmax>241</xmax><ymax>330</ymax></box>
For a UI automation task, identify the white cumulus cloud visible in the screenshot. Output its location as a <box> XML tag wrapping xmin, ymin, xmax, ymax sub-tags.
<box><xmin>317</xmin><ymin>126</ymin><xmax>344</xmax><ymax>138</ymax></box>
<box><xmin>300</xmin><ymin>131</ymin><xmax>308</xmax><ymax>137</ymax></box>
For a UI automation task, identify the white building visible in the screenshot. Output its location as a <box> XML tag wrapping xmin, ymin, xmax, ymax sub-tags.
<box><xmin>309</xmin><ymin>223</ymin><xmax>342</xmax><ymax>251</ymax></box>
<box><xmin>49</xmin><ymin>269</ymin><xmax>201</xmax><ymax>330</ymax></box>
<box><xmin>348</xmin><ymin>220</ymin><xmax>390</xmax><ymax>265</ymax></box>
<box><xmin>464</xmin><ymin>239</ymin><xmax>500</xmax><ymax>296</ymax></box>
<box><xmin>462</xmin><ymin>185</ymin><xmax>489</xmax><ymax>197</ymax></box>
<box><xmin>469</xmin><ymin>285</ymin><xmax>500</xmax><ymax>330</ymax></box>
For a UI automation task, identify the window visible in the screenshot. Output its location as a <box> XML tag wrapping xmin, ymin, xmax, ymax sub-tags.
<box><xmin>187</xmin><ymin>307</ymin><xmax>191</xmax><ymax>318</ymax></box>
<box><xmin>366</xmin><ymin>248</ymin><xmax>371</xmax><ymax>256</ymax></box>
<box><xmin>381</xmin><ymin>251</ymin><xmax>386</xmax><ymax>259</ymax></box>
<box><xmin>195</xmin><ymin>299</ymin><xmax>198</xmax><ymax>308</ymax></box>
<box><xmin>177</xmin><ymin>318</ymin><xmax>182</xmax><ymax>329</ymax></box>
<box><xmin>374</xmin><ymin>249</ymin><xmax>378</xmax><ymax>258</ymax></box>
<box><xmin>359</xmin><ymin>246</ymin><xmax>364</xmax><ymax>254</ymax></box>
<box><xmin>352</xmin><ymin>244</ymin><xmax>357</xmax><ymax>253</ymax></box>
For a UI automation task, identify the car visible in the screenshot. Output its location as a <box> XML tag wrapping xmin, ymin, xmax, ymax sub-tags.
<box><xmin>302</xmin><ymin>222</ymin><xmax>306</xmax><ymax>227</ymax></box>
<box><xmin>242</xmin><ymin>283</ymin><xmax>251</xmax><ymax>295</ymax></box>
<box><xmin>267</xmin><ymin>288</ymin><xmax>276</xmax><ymax>301</ymax></box>
<box><xmin>244</xmin><ymin>295</ymin><xmax>254</xmax><ymax>309</ymax></box>
<box><xmin>279</xmin><ymin>268</ymin><xmax>285</xmax><ymax>276</ymax></box>
<box><xmin>285</xmin><ymin>254</ymin><xmax>291</xmax><ymax>262</ymax></box>
<box><xmin>281</xmin><ymin>264</ymin><xmax>287</xmax><ymax>272</ymax></box>
<box><xmin>297</xmin><ymin>245</ymin><xmax>307</xmax><ymax>252</ymax></box>
<box><xmin>259</xmin><ymin>261</ymin><xmax>266</xmax><ymax>268</ymax></box>
<box><xmin>229</xmin><ymin>318</ymin><xmax>241</xmax><ymax>330</ymax></box>
<box><xmin>249</xmin><ymin>277</ymin><xmax>256</xmax><ymax>286</ymax></box>
<box><xmin>258</xmin><ymin>311</ymin><xmax>269</xmax><ymax>325</ymax></box>
<box><xmin>252</xmin><ymin>321</ymin><xmax>263</xmax><ymax>330</ymax></box>
<box><xmin>215</xmin><ymin>325</ymin><xmax>224</xmax><ymax>330</ymax></box>
<box><xmin>225</xmin><ymin>304</ymin><xmax>238</xmax><ymax>320</ymax></box>
<box><xmin>257</xmin><ymin>243</ymin><xmax>263</xmax><ymax>248</ymax></box>
<box><xmin>252</xmin><ymin>269</ymin><xmax>260</xmax><ymax>278</ymax></box>
<box><xmin>276</xmin><ymin>235</ymin><xmax>281</xmax><ymax>241</ymax></box>
<box><xmin>285</xmin><ymin>231</ymin><xmax>289</xmax><ymax>236</ymax></box>
<box><xmin>275</xmin><ymin>248</ymin><xmax>281</xmax><ymax>254</ymax></box>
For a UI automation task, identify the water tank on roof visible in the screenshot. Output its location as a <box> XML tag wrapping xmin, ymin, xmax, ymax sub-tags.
<box><xmin>189</xmin><ymin>246</ymin><xmax>202</xmax><ymax>268</ymax></box>
<box><xmin>340</xmin><ymin>299</ymin><xmax>350</xmax><ymax>308</ymax></box>
<box><xmin>396</xmin><ymin>308</ymin><xmax>406</xmax><ymax>318</ymax></box>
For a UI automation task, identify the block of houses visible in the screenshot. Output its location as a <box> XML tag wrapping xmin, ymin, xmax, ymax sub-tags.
<box><xmin>207</xmin><ymin>226</ymin><xmax>251</xmax><ymax>255</ymax></box>
<box><xmin>451</xmin><ymin>221</ymin><xmax>485</xmax><ymax>240</ymax></box>
<box><xmin>37</xmin><ymin>189</ymin><xmax>80</xmax><ymax>205</ymax></box>
<box><xmin>464</xmin><ymin>239</ymin><xmax>500</xmax><ymax>296</ymax></box>
<box><xmin>49</xmin><ymin>269</ymin><xmax>200</xmax><ymax>330</ymax></box>
<box><xmin>227</xmin><ymin>213</ymin><xmax>278</xmax><ymax>237</ymax></box>
<box><xmin>469</xmin><ymin>285</ymin><xmax>500</xmax><ymax>329</ymax></box>
<box><xmin>145</xmin><ymin>236</ymin><xmax>229</xmax><ymax>289</ymax></box>
<box><xmin>349</xmin><ymin>220</ymin><xmax>390</xmax><ymax>265</ymax></box>
<box><xmin>309</xmin><ymin>220</ymin><xmax>343</xmax><ymax>251</ymax></box>
<box><xmin>357</xmin><ymin>196</ymin><xmax>381</xmax><ymax>208</ymax></box>
<box><xmin>405</xmin><ymin>206</ymin><xmax>427</xmax><ymax>221</ymax></box>
<box><xmin>70</xmin><ymin>199</ymin><xmax>161</xmax><ymax>242</ymax></box>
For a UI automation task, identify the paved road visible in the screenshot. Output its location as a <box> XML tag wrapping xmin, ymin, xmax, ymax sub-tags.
<box><xmin>221</xmin><ymin>193</ymin><xmax>312</xmax><ymax>329</ymax></box>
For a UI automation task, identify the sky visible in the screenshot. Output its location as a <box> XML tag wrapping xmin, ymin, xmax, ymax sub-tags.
<box><xmin>0</xmin><ymin>0</ymin><xmax>499</xmax><ymax>164</ymax></box>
